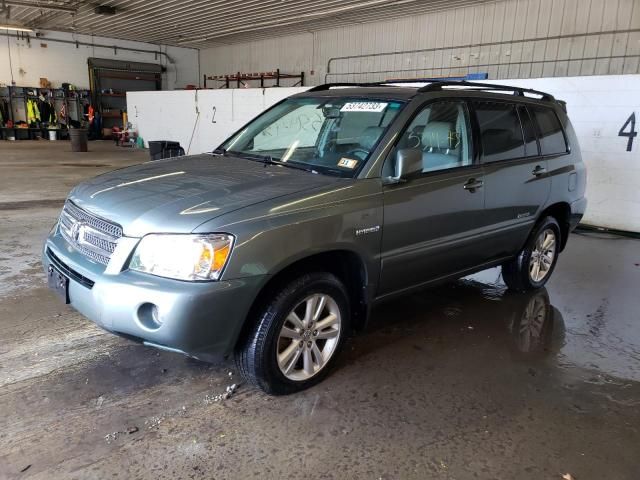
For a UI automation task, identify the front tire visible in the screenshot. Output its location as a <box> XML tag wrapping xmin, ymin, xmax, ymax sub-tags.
<box><xmin>502</xmin><ymin>216</ymin><xmax>561</xmax><ymax>292</ymax></box>
<box><xmin>236</xmin><ymin>272</ymin><xmax>350</xmax><ymax>395</ymax></box>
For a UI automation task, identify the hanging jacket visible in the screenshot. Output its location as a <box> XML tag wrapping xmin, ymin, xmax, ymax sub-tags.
<box><xmin>59</xmin><ymin>103</ymin><xmax>67</xmax><ymax>124</ymax></box>
<box><xmin>39</xmin><ymin>100</ymin><xmax>56</xmax><ymax>124</ymax></box>
<box><xmin>27</xmin><ymin>99</ymin><xmax>41</xmax><ymax>124</ymax></box>
<box><xmin>0</xmin><ymin>100</ymin><xmax>6</xmax><ymax>124</ymax></box>
<box><xmin>48</xmin><ymin>101</ymin><xmax>56</xmax><ymax>123</ymax></box>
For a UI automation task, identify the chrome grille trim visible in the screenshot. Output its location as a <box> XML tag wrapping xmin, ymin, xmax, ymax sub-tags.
<box><xmin>59</xmin><ymin>201</ymin><xmax>122</xmax><ymax>265</ymax></box>
<box><xmin>62</xmin><ymin>201</ymin><xmax>123</xmax><ymax>238</ymax></box>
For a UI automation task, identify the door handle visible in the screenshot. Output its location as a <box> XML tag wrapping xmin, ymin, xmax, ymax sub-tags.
<box><xmin>463</xmin><ymin>178</ymin><xmax>484</xmax><ymax>191</ymax></box>
<box><xmin>532</xmin><ymin>165</ymin><xmax>547</xmax><ymax>176</ymax></box>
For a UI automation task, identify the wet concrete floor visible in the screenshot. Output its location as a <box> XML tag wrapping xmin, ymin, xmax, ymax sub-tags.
<box><xmin>1</xmin><ymin>141</ymin><xmax>639</xmax><ymax>479</ymax></box>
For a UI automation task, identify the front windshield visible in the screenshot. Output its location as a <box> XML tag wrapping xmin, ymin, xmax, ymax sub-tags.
<box><xmin>220</xmin><ymin>96</ymin><xmax>405</xmax><ymax>177</ymax></box>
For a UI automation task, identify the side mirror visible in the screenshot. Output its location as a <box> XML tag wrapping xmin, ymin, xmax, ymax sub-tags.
<box><xmin>393</xmin><ymin>148</ymin><xmax>422</xmax><ymax>180</ymax></box>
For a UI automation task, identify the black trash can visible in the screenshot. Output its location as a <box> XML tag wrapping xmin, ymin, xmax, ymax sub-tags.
<box><xmin>148</xmin><ymin>140</ymin><xmax>183</xmax><ymax>160</ymax></box>
<box><xmin>69</xmin><ymin>128</ymin><xmax>88</xmax><ymax>152</ymax></box>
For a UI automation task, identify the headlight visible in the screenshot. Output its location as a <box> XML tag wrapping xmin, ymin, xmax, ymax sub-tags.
<box><xmin>129</xmin><ymin>233</ymin><xmax>234</xmax><ymax>281</ymax></box>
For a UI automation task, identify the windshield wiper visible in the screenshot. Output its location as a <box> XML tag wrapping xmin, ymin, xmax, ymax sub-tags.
<box><xmin>268</xmin><ymin>158</ymin><xmax>318</xmax><ymax>173</ymax></box>
<box><xmin>228</xmin><ymin>151</ymin><xmax>317</xmax><ymax>173</ymax></box>
<box><xmin>226</xmin><ymin>150</ymin><xmax>268</xmax><ymax>163</ymax></box>
<box><xmin>229</xmin><ymin>151</ymin><xmax>276</xmax><ymax>165</ymax></box>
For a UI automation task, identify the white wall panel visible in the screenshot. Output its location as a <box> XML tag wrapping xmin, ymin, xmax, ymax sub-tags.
<box><xmin>192</xmin><ymin>90</ymin><xmax>238</xmax><ymax>156</ymax></box>
<box><xmin>126</xmin><ymin>90</ymin><xmax>198</xmax><ymax>153</ymax></box>
<box><xmin>127</xmin><ymin>88</ymin><xmax>305</xmax><ymax>156</ymax></box>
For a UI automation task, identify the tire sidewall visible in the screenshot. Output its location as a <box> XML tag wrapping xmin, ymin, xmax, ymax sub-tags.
<box><xmin>259</xmin><ymin>273</ymin><xmax>350</xmax><ymax>394</ymax></box>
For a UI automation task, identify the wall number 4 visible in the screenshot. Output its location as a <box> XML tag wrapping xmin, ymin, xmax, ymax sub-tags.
<box><xmin>618</xmin><ymin>113</ymin><xmax>637</xmax><ymax>152</ymax></box>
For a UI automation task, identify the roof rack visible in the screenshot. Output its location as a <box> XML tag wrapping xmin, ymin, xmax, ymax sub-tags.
<box><xmin>308</xmin><ymin>80</ymin><xmax>443</xmax><ymax>91</ymax></box>
<box><xmin>417</xmin><ymin>81</ymin><xmax>555</xmax><ymax>101</ymax></box>
<box><xmin>306</xmin><ymin>80</ymin><xmax>556</xmax><ymax>102</ymax></box>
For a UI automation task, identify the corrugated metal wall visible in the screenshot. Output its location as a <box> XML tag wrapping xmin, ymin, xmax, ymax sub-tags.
<box><xmin>200</xmin><ymin>0</ymin><xmax>640</xmax><ymax>84</ymax></box>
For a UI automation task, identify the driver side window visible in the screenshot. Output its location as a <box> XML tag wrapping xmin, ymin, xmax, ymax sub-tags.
<box><xmin>386</xmin><ymin>100</ymin><xmax>473</xmax><ymax>177</ymax></box>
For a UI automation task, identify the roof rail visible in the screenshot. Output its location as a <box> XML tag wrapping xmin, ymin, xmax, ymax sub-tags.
<box><xmin>308</xmin><ymin>81</ymin><xmax>430</xmax><ymax>91</ymax></box>
<box><xmin>306</xmin><ymin>82</ymin><xmax>383</xmax><ymax>91</ymax></box>
<box><xmin>307</xmin><ymin>80</ymin><xmax>556</xmax><ymax>102</ymax></box>
<box><xmin>417</xmin><ymin>81</ymin><xmax>555</xmax><ymax>101</ymax></box>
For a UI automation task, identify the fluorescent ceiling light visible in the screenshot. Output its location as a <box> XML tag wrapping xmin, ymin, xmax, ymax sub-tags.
<box><xmin>0</xmin><ymin>25</ymin><xmax>34</xmax><ymax>32</ymax></box>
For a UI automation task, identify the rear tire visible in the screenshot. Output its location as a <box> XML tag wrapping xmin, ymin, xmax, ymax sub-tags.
<box><xmin>502</xmin><ymin>216</ymin><xmax>561</xmax><ymax>292</ymax></box>
<box><xmin>236</xmin><ymin>272</ymin><xmax>350</xmax><ymax>395</ymax></box>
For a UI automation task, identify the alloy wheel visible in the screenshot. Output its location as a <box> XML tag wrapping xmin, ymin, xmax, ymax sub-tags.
<box><xmin>276</xmin><ymin>293</ymin><xmax>341</xmax><ymax>381</ymax></box>
<box><xmin>529</xmin><ymin>228</ymin><xmax>556</xmax><ymax>282</ymax></box>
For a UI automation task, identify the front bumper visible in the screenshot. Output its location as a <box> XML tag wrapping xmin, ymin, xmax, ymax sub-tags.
<box><xmin>43</xmin><ymin>230</ymin><xmax>266</xmax><ymax>362</ymax></box>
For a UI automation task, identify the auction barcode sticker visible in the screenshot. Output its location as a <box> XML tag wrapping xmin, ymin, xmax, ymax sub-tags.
<box><xmin>340</xmin><ymin>102</ymin><xmax>388</xmax><ymax>113</ymax></box>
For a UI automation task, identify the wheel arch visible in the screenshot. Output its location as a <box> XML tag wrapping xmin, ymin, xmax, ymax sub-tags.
<box><xmin>234</xmin><ymin>249</ymin><xmax>370</xmax><ymax>352</ymax></box>
<box><xmin>539</xmin><ymin>202</ymin><xmax>571</xmax><ymax>251</ymax></box>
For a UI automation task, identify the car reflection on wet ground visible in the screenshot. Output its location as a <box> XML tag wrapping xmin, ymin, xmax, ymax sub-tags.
<box><xmin>1</xmin><ymin>145</ymin><xmax>639</xmax><ymax>480</ymax></box>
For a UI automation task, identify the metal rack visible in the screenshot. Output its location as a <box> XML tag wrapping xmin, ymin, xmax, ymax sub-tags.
<box><xmin>0</xmin><ymin>85</ymin><xmax>91</xmax><ymax>140</ymax></box>
<box><xmin>204</xmin><ymin>69</ymin><xmax>305</xmax><ymax>89</ymax></box>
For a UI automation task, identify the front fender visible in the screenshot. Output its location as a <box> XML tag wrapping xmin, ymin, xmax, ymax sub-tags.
<box><xmin>197</xmin><ymin>179</ymin><xmax>384</xmax><ymax>289</ymax></box>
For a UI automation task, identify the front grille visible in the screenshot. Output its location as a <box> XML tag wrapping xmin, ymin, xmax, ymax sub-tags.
<box><xmin>59</xmin><ymin>201</ymin><xmax>122</xmax><ymax>265</ymax></box>
<box><xmin>84</xmin><ymin>231</ymin><xmax>117</xmax><ymax>253</ymax></box>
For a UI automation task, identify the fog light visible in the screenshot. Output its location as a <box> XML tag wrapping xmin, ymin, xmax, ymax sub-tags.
<box><xmin>137</xmin><ymin>303</ymin><xmax>162</xmax><ymax>330</ymax></box>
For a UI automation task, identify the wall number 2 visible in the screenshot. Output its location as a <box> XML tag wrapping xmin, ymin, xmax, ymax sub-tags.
<box><xmin>618</xmin><ymin>113</ymin><xmax>637</xmax><ymax>152</ymax></box>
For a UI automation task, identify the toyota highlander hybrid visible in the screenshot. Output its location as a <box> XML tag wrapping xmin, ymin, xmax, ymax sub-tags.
<box><xmin>43</xmin><ymin>81</ymin><xmax>587</xmax><ymax>394</ymax></box>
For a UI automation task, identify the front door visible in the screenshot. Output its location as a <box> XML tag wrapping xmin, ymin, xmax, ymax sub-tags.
<box><xmin>379</xmin><ymin>100</ymin><xmax>488</xmax><ymax>296</ymax></box>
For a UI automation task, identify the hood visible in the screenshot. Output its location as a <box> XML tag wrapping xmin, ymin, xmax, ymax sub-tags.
<box><xmin>69</xmin><ymin>154</ymin><xmax>340</xmax><ymax>237</ymax></box>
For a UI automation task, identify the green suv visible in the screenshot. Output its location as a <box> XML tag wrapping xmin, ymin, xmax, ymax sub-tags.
<box><xmin>44</xmin><ymin>81</ymin><xmax>586</xmax><ymax>394</ymax></box>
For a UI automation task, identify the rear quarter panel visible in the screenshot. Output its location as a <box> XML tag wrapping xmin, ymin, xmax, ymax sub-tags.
<box><xmin>545</xmin><ymin>106</ymin><xmax>587</xmax><ymax>210</ymax></box>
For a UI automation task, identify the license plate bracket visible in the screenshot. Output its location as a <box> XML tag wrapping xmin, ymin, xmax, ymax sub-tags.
<box><xmin>47</xmin><ymin>265</ymin><xmax>70</xmax><ymax>304</ymax></box>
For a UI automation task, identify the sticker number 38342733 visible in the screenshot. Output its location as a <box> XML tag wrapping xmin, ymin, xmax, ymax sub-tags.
<box><xmin>618</xmin><ymin>113</ymin><xmax>637</xmax><ymax>152</ymax></box>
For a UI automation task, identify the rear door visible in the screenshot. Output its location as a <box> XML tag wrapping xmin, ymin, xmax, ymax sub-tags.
<box><xmin>379</xmin><ymin>99</ymin><xmax>489</xmax><ymax>296</ymax></box>
<box><xmin>473</xmin><ymin>101</ymin><xmax>551</xmax><ymax>259</ymax></box>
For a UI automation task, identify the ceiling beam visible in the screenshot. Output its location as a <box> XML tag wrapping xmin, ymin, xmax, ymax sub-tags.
<box><xmin>5</xmin><ymin>1</ymin><xmax>76</xmax><ymax>13</ymax></box>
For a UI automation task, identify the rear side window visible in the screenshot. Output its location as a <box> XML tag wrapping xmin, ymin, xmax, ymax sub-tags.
<box><xmin>530</xmin><ymin>106</ymin><xmax>568</xmax><ymax>155</ymax></box>
<box><xmin>474</xmin><ymin>102</ymin><xmax>525</xmax><ymax>162</ymax></box>
<box><xmin>518</xmin><ymin>106</ymin><xmax>539</xmax><ymax>157</ymax></box>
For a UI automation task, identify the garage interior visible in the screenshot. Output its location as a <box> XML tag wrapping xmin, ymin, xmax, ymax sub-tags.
<box><xmin>1</xmin><ymin>1</ymin><xmax>639</xmax><ymax>479</ymax></box>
